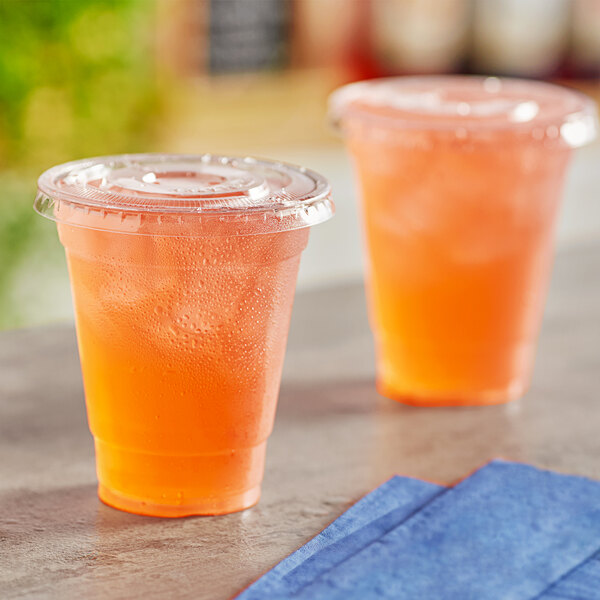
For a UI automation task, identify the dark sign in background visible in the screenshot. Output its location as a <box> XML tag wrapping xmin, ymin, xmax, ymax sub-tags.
<box><xmin>208</xmin><ymin>0</ymin><xmax>291</xmax><ymax>73</ymax></box>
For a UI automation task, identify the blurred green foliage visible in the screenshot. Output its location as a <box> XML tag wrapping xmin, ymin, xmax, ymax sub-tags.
<box><xmin>0</xmin><ymin>0</ymin><xmax>160</xmax><ymax>166</ymax></box>
<box><xmin>0</xmin><ymin>0</ymin><xmax>162</xmax><ymax>329</ymax></box>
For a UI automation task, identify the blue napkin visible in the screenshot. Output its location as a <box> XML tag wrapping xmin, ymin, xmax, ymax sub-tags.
<box><xmin>237</xmin><ymin>476</ymin><xmax>442</xmax><ymax>600</ymax></box>
<box><xmin>289</xmin><ymin>488</ymin><xmax>600</xmax><ymax>600</ymax></box>
<box><xmin>238</xmin><ymin>461</ymin><xmax>600</xmax><ymax>599</ymax></box>
<box><xmin>540</xmin><ymin>549</ymin><xmax>600</xmax><ymax>599</ymax></box>
<box><xmin>290</xmin><ymin>460</ymin><xmax>600</xmax><ymax>600</ymax></box>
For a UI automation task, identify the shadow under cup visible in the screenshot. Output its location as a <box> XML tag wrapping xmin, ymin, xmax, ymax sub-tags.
<box><xmin>331</xmin><ymin>77</ymin><xmax>598</xmax><ymax>406</ymax></box>
<box><xmin>35</xmin><ymin>154</ymin><xmax>333</xmax><ymax>516</ymax></box>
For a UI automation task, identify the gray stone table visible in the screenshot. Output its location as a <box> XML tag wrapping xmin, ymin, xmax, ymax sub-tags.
<box><xmin>1</xmin><ymin>239</ymin><xmax>600</xmax><ymax>599</ymax></box>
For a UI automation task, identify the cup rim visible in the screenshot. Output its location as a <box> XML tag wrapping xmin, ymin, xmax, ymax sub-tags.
<box><xmin>329</xmin><ymin>75</ymin><xmax>598</xmax><ymax>147</ymax></box>
<box><xmin>35</xmin><ymin>153</ymin><xmax>335</xmax><ymax>236</ymax></box>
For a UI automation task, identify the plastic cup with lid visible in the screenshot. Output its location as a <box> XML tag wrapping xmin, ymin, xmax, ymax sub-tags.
<box><xmin>329</xmin><ymin>76</ymin><xmax>597</xmax><ymax>406</ymax></box>
<box><xmin>35</xmin><ymin>153</ymin><xmax>334</xmax><ymax>517</ymax></box>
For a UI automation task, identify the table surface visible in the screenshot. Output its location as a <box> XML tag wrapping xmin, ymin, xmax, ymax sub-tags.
<box><xmin>2</xmin><ymin>239</ymin><xmax>600</xmax><ymax>600</ymax></box>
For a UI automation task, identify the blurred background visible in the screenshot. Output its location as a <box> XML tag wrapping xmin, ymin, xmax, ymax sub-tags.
<box><xmin>1</xmin><ymin>0</ymin><xmax>599</xmax><ymax>330</ymax></box>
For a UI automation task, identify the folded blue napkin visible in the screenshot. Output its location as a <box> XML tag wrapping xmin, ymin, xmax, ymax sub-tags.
<box><xmin>541</xmin><ymin>549</ymin><xmax>600</xmax><ymax>599</ymax></box>
<box><xmin>290</xmin><ymin>460</ymin><xmax>600</xmax><ymax>600</ymax></box>
<box><xmin>237</xmin><ymin>475</ymin><xmax>443</xmax><ymax>600</ymax></box>
<box><xmin>238</xmin><ymin>461</ymin><xmax>600</xmax><ymax>600</ymax></box>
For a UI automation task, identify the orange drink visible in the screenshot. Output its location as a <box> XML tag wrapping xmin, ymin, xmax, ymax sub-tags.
<box><xmin>331</xmin><ymin>77</ymin><xmax>597</xmax><ymax>406</ymax></box>
<box><xmin>35</xmin><ymin>154</ymin><xmax>333</xmax><ymax>516</ymax></box>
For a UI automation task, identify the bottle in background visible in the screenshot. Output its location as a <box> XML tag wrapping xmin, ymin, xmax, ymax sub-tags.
<box><xmin>570</xmin><ymin>0</ymin><xmax>600</xmax><ymax>78</ymax></box>
<box><xmin>371</xmin><ymin>0</ymin><xmax>471</xmax><ymax>75</ymax></box>
<box><xmin>472</xmin><ymin>0</ymin><xmax>571</xmax><ymax>78</ymax></box>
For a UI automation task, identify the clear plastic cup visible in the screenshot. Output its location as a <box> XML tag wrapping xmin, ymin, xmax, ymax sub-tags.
<box><xmin>330</xmin><ymin>76</ymin><xmax>597</xmax><ymax>406</ymax></box>
<box><xmin>35</xmin><ymin>154</ymin><xmax>334</xmax><ymax>516</ymax></box>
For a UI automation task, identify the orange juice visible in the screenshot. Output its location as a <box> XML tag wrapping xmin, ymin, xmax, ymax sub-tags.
<box><xmin>36</xmin><ymin>154</ymin><xmax>333</xmax><ymax>516</ymax></box>
<box><xmin>331</xmin><ymin>77</ymin><xmax>597</xmax><ymax>406</ymax></box>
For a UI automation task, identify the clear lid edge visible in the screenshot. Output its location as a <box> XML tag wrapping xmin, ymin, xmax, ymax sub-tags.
<box><xmin>329</xmin><ymin>76</ymin><xmax>599</xmax><ymax>148</ymax></box>
<box><xmin>35</xmin><ymin>153</ymin><xmax>334</xmax><ymax>236</ymax></box>
<box><xmin>33</xmin><ymin>191</ymin><xmax>335</xmax><ymax>237</ymax></box>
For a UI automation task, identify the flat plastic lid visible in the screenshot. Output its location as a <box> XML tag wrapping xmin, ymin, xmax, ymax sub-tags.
<box><xmin>330</xmin><ymin>76</ymin><xmax>598</xmax><ymax>147</ymax></box>
<box><xmin>35</xmin><ymin>153</ymin><xmax>334</xmax><ymax>235</ymax></box>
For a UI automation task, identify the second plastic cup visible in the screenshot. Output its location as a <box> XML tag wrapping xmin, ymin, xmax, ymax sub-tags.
<box><xmin>35</xmin><ymin>154</ymin><xmax>333</xmax><ymax>516</ymax></box>
<box><xmin>330</xmin><ymin>76</ymin><xmax>597</xmax><ymax>406</ymax></box>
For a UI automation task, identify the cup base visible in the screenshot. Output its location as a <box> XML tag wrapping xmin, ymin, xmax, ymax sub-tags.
<box><xmin>94</xmin><ymin>438</ymin><xmax>267</xmax><ymax>517</ymax></box>
<box><xmin>375</xmin><ymin>335</ymin><xmax>534</xmax><ymax>407</ymax></box>
<box><xmin>376</xmin><ymin>378</ymin><xmax>526</xmax><ymax>407</ymax></box>
<box><xmin>98</xmin><ymin>482</ymin><xmax>261</xmax><ymax>518</ymax></box>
